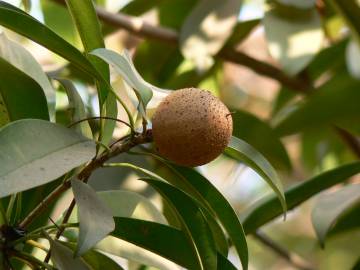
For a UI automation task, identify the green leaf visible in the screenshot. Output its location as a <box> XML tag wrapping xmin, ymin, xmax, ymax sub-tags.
<box><xmin>180</xmin><ymin>0</ymin><xmax>242</xmax><ymax>70</ymax></box>
<box><xmin>47</xmin><ymin>238</ymin><xmax>90</xmax><ymax>270</ymax></box>
<box><xmin>170</xmin><ymin>165</ymin><xmax>248</xmax><ymax>270</ymax></box>
<box><xmin>226</xmin><ymin>136</ymin><xmax>287</xmax><ymax>215</ymax></box>
<box><xmin>242</xmin><ymin>162</ymin><xmax>360</xmax><ymax>234</ymax></box>
<box><xmin>56</xmin><ymin>78</ymin><xmax>92</xmax><ymax>138</ymax></box>
<box><xmin>0</xmin><ymin>1</ymin><xmax>101</xmax><ymax>81</ymax></box>
<box><xmin>0</xmin><ymin>119</ymin><xmax>96</xmax><ymax>198</ymax></box>
<box><xmin>64</xmin><ymin>0</ymin><xmax>117</xmax><ymax>147</ymax></box>
<box><xmin>62</xmin><ymin>242</ymin><xmax>125</xmax><ymax>270</ymax></box>
<box><xmin>91</xmin><ymin>48</ymin><xmax>165</xmax><ymax>117</ymax></box>
<box><xmin>263</xmin><ymin>6</ymin><xmax>323</xmax><ymax>75</ymax></box>
<box><xmin>225</xmin><ymin>19</ymin><xmax>260</xmax><ymax>48</ymax></box>
<box><xmin>71</xmin><ymin>179</ymin><xmax>115</xmax><ymax>256</ymax></box>
<box><xmin>232</xmin><ymin>110</ymin><xmax>291</xmax><ymax>171</ymax></box>
<box><xmin>274</xmin><ymin>71</ymin><xmax>360</xmax><ymax>136</ymax></box>
<box><xmin>120</xmin><ymin>0</ymin><xmax>161</xmax><ymax>16</ymax></box>
<box><xmin>275</xmin><ymin>0</ymin><xmax>316</xmax><ymax>9</ymax></box>
<box><xmin>312</xmin><ymin>184</ymin><xmax>360</xmax><ymax>246</ymax></box>
<box><xmin>97</xmin><ymin>190</ymin><xmax>167</xmax><ymax>224</ymax></box>
<box><xmin>40</xmin><ymin>0</ymin><xmax>80</xmax><ymax>47</ymax></box>
<box><xmin>0</xmin><ymin>57</ymin><xmax>49</xmax><ymax>127</ymax></box>
<box><xmin>329</xmin><ymin>0</ymin><xmax>360</xmax><ymax>43</ymax></box>
<box><xmin>0</xmin><ymin>32</ymin><xmax>55</xmax><ymax>118</ymax></box>
<box><xmin>110</xmin><ymin>217</ymin><xmax>200</xmax><ymax>269</ymax></box>
<box><xmin>346</xmin><ymin>39</ymin><xmax>360</xmax><ymax>79</ymax></box>
<box><xmin>104</xmin><ymin>162</ymin><xmax>229</xmax><ymax>258</ymax></box>
<box><xmin>141</xmin><ymin>178</ymin><xmax>218</xmax><ymax>270</ymax></box>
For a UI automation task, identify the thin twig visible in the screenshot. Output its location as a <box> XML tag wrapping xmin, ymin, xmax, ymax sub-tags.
<box><xmin>254</xmin><ymin>231</ymin><xmax>315</xmax><ymax>270</ymax></box>
<box><xmin>68</xmin><ymin>116</ymin><xmax>133</xmax><ymax>130</ymax></box>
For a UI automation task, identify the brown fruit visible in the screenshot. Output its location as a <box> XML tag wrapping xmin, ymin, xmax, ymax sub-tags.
<box><xmin>152</xmin><ymin>88</ymin><xmax>233</xmax><ymax>167</ymax></box>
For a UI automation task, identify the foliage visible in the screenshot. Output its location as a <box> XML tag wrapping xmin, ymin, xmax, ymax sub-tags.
<box><xmin>0</xmin><ymin>0</ymin><xmax>359</xmax><ymax>269</ymax></box>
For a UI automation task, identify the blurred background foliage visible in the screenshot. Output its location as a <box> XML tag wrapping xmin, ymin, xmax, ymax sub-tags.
<box><xmin>1</xmin><ymin>0</ymin><xmax>360</xmax><ymax>269</ymax></box>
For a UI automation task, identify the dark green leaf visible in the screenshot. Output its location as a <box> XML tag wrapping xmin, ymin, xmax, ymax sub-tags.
<box><xmin>170</xmin><ymin>165</ymin><xmax>248</xmax><ymax>270</ymax></box>
<box><xmin>0</xmin><ymin>119</ymin><xmax>96</xmax><ymax>198</ymax></box>
<box><xmin>312</xmin><ymin>184</ymin><xmax>360</xmax><ymax>246</ymax></box>
<box><xmin>274</xmin><ymin>71</ymin><xmax>360</xmax><ymax>136</ymax></box>
<box><xmin>225</xmin><ymin>19</ymin><xmax>260</xmax><ymax>47</ymax></box>
<box><xmin>226</xmin><ymin>136</ymin><xmax>287</xmax><ymax>215</ymax></box>
<box><xmin>111</xmin><ymin>217</ymin><xmax>200</xmax><ymax>269</ymax></box>
<box><xmin>121</xmin><ymin>0</ymin><xmax>161</xmax><ymax>16</ymax></box>
<box><xmin>232</xmin><ymin>110</ymin><xmax>291</xmax><ymax>171</ymax></box>
<box><xmin>71</xmin><ymin>179</ymin><xmax>115</xmax><ymax>256</ymax></box>
<box><xmin>56</xmin><ymin>78</ymin><xmax>92</xmax><ymax>138</ymax></box>
<box><xmin>0</xmin><ymin>57</ymin><xmax>49</xmax><ymax>127</ymax></box>
<box><xmin>0</xmin><ymin>32</ymin><xmax>55</xmax><ymax>117</ymax></box>
<box><xmin>141</xmin><ymin>178</ymin><xmax>217</xmax><ymax>270</ymax></box>
<box><xmin>64</xmin><ymin>0</ymin><xmax>117</xmax><ymax>147</ymax></box>
<box><xmin>242</xmin><ymin>162</ymin><xmax>360</xmax><ymax>234</ymax></box>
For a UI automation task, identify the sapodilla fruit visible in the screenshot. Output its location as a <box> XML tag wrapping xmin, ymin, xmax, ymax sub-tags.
<box><xmin>152</xmin><ymin>88</ymin><xmax>233</xmax><ymax>167</ymax></box>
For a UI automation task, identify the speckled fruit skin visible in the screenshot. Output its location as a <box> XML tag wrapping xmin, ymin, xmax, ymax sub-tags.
<box><xmin>152</xmin><ymin>88</ymin><xmax>233</xmax><ymax>167</ymax></box>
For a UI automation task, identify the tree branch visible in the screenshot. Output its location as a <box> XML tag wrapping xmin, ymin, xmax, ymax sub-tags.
<box><xmin>18</xmin><ymin>130</ymin><xmax>153</xmax><ymax>229</ymax></box>
<box><xmin>50</xmin><ymin>0</ymin><xmax>310</xmax><ymax>92</ymax></box>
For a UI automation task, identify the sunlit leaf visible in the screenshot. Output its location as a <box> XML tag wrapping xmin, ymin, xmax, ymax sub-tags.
<box><xmin>226</xmin><ymin>136</ymin><xmax>287</xmax><ymax>215</ymax></box>
<box><xmin>264</xmin><ymin>5</ymin><xmax>323</xmax><ymax>75</ymax></box>
<box><xmin>0</xmin><ymin>1</ymin><xmax>101</xmax><ymax>80</ymax></box>
<box><xmin>242</xmin><ymin>162</ymin><xmax>360</xmax><ymax>234</ymax></box>
<box><xmin>312</xmin><ymin>184</ymin><xmax>360</xmax><ymax>246</ymax></box>
<box><xmin>97</xmin><ymin>190</ymin><xmax>167</xmax><ymax>224</ymax></box>
<box><xmin>91</xmin><ymin>49</ymin><xmax>172</xmax><ymax>117</ymax></box>
<box><xmin>71</xmin><ymin>179</ymin><xmax>115</xmax><ymax>256</ymax></box>
<box><xmin>180</xmin><ymin>0</ymin><xmax>242</xmax><ymax>71</ymax></box>
<box><xmin>0</xmin><ymin>119</ymin><xmax>96</xmax><ymax>198</ymax></box>
<box><xmin>0</xmin><ymin>32</ymin><xmax>55</xmax><ymax>117</ymax></box>
<box><xmin>330</xmin><ymin>0</ymin><xmax>360</xmax><ymax>41</ymax></box>
<box><xmin>346</xmin><ymin>39</ymin><xmax>360</xmax><ymax>79</ymax></box>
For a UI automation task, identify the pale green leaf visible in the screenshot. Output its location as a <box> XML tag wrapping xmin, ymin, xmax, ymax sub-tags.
<box><xmin>226</xmin><ymin>136</ymin><xmax>287</xmax><ymax>215</ymax></box>
<box><xmin>180</xmin><ymin>0</ymin><xmax>242</xmax><ymax>71</ymax></box>
<box><xmin>97</xmin><ymin>190</ymin><xmax>167</xmax><ymax>224</ymax></box>
<box><xmin>264</xmin><ymin>6</ymin><xmax>323</xmax><ymax>75</ymax></box>
<box><xmin>0</xmin><ymin>119</ymin><xmax>96</xmax><ymax>198</ymax></box>
<box><xmin>346</xmin><ymin>39</ymin><xmax>360</xmax><ymax>79</ymax></box>
<box><xmin>71</xmin><ymin>179</ymin><xmax>115</xmax><ymax>256</ymax></box>
<box><xmin>312</xmin><ymin>184</ymin><xmax>360</xmax><ymax>246</ymax></box>
<box><xmin>91</xmin><ymin>48</ymin><xmax>157</xmax><ymax>117</ymax></box>
<box><xmin>0</xmin><ymin>32</ymin><xmax>55</xmax><ymax>117</ymax></box>
<box><xmin>48</xmin><ymin>238</ymin><xmax>90</xmax><ymax>270</ymax></box>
